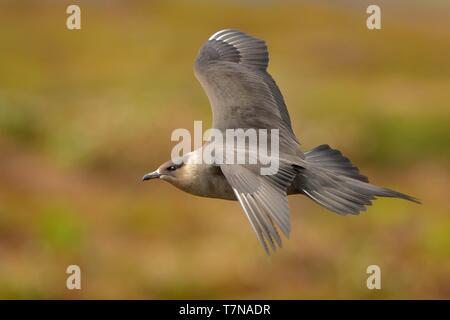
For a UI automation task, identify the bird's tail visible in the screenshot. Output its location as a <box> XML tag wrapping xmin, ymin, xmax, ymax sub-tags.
<box><xmin>296</xmin><ymin>144</ymin><xmax>419</xmax><ymax>214</ymax></box>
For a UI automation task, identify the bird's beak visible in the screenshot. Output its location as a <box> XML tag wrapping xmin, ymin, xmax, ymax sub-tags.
<box><xmin>142</xmin><ymin>171</ymin><xmax>161</xmax><ymax>181</ymax></box>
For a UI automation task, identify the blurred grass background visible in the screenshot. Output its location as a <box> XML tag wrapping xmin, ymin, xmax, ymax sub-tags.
<box><xmin>0</xmin><ymin>0</ymin><xmax>449</xmax><ymax>299</ymax></box>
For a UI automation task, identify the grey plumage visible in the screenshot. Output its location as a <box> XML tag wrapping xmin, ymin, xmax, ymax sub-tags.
<box><xmin>293</xmin><ymin>144</ymin><xmax>419</xmax><ymax>216</ymax></box>
<box><xmin>194</xmin><ymin>29</ymin><xmax>299</xmax><ymax>154</ymax></box>
<box><xmin>143</xmin><ymin>29</ymin><xmax>419</xmax><ymax>254</ymax></box>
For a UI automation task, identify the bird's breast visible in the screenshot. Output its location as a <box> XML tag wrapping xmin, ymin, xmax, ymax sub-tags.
<box><xmin>175</xmin><ymin>164</ymin><xmax>237</xmax><ymax>201</ymax></box>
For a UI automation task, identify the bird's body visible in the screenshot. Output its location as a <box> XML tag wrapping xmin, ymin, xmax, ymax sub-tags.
<box><xmin>169</xmin><ymin>150</ymin><xmax>236</xmax><ymax>200</ymax></box>
<box><xmin>143</xmin><ymin>29</ymin><xmax>419</xmax><ymax>254</ymax></box>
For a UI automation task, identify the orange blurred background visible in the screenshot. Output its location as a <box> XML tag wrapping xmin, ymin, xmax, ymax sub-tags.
<box><xmin>0</xmin><ymin>0</ymin><xmax>449</xmax><ymax>299</ymax></box>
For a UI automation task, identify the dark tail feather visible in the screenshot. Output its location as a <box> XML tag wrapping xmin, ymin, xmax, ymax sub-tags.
<box><xmin>298</xmin><ymin>144</ymin><xmax>420</xmax><ymax>215</ymax></box>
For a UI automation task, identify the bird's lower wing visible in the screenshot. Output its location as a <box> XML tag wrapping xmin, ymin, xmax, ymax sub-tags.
<box><xmin>220</xmin><ymin>163</ymin><xmax>297</xmax><ymax>254</ymax></box>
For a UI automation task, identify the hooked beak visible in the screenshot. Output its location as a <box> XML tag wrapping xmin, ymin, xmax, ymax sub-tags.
<box><xmin>142</xmin><ymin>171</ymin><xmax>161</xmax><ymax>181</ymax></box>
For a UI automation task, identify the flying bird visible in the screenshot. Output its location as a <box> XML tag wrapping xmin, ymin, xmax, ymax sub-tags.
<box><xmin>143</xmin><ymin>29</ymin><xmax>419</xmax><ymax>254</ymax></box>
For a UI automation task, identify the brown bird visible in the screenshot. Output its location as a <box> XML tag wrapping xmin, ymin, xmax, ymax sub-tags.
<box><xmin>143</xmin><ymin>29</ymin><xmax>419</xmax><ymax>254</ymax></box>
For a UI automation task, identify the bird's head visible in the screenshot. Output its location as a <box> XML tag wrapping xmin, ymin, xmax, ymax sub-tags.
<box><xmin>142</xmin><ymin>159</ymin><xmax>185</xmax><ymax>185</ymax></box>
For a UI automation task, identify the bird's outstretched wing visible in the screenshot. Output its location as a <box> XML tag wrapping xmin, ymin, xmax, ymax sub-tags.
<box><xmin>220</xmin><ymin>162</ymin><xmax>298</xmax><ymax>254</ymax></box>
<box><xmin>194</xmin><ymin>29</ymin><xmax>300</xmax><ymax>154</ymax></box>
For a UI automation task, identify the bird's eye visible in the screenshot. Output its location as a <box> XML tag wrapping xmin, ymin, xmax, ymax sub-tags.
<box><xmin>167</xmin><ymin>165</ymin><xmax>177</xmax><ymax>171</ymax></box>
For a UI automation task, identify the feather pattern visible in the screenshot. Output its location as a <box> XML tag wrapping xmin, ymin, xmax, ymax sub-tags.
<box><xmin>296</xmin><ymin>145</ymin><xmax>420</xmax><ymax>215</ymax></box>
<box><xmin>194</xmin><ymin>29</ymin><xmax>301</xmax><ymax>155</ymax></box>
<box><xmin>221</xmin><ymin>162</ymin><xmax>297</xmax><ymax>253</ymax></box>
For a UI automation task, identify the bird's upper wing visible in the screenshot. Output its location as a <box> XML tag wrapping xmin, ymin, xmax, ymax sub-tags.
<box><xmin>194</xmin><ymin>29</ymin><xmax>300</xmax><ymax>154</ymax></box>
<box><xmin>220</xmin><ymin>162</ymin><xmax>298</xmax><ymax>254</ymax></box>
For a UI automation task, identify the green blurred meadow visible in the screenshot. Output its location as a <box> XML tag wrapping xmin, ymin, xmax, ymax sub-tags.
<box><xmin>0</xmin><ymin>0</ymin><xmax>449</xmax><ymax>299</ymax></box>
